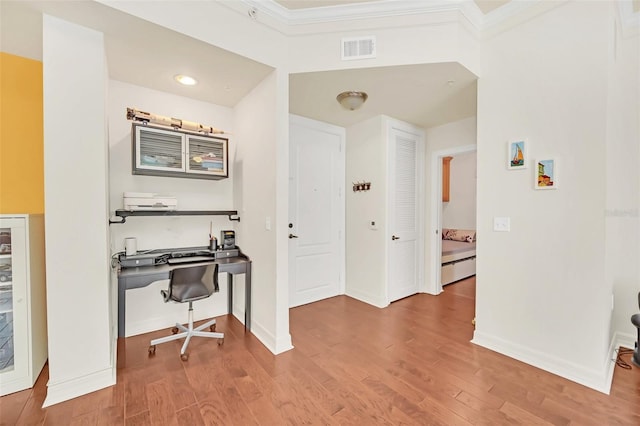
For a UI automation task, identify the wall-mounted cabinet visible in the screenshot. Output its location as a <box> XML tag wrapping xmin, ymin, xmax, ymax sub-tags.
<box><xmin>132</xmin><ymin>123</ymin><xmax>228</xmax><ymax>180</ymax></box>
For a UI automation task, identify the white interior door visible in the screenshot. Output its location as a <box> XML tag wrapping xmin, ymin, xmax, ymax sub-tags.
<box><xmin>387</xmin><ymin>122</ymin><xmax>424</xmax><ymax>303</ymax></box>
<box><xmin>289</xmin><ymin>115</ymin><xmax>345</xmax><ymax>308</ymax></box>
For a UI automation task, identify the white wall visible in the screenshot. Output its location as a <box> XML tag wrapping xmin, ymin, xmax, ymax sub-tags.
<box><xmin>606</xmin><ymin>20</ymin><xmax>640</xmax><ymax>346</ymax></box>
<box><xmin>42</xmin><ymin>15</ymin><xmax>113</xmax><ymax>406</ymax></box>
<box><xmin>100</xmin><ymin>0</ymin><xmax>286</xmax><ymax>69</ymax></box>
<box><xmin>345</xmin><ymin>116</ymin><xmax>387</xmax><ymax>307</ymax></box>
<box><xmin>107</xmin><ymin>80</ymin><xmax>235</xmax><ymax>336</ymax></box>
<box><xmin>287</xmin><ymin>11</ymin><xmax>481</xmax><ymax>76</ymax></box>
<box><xmin>425</xmin><ymin>117</ymin><xmax>477</xmax><ymax>154</ymax></box>
<box><xmin>233</xmin><ymin>70</ymin><xmax>292</xmax><ymax>354</ymax></box>
<box><xmin>474</xmin><ymin>1</ymin><xmax>613</xmax><ymax>391</ymax></box>
<box><xmin>442</xmin><ymin>151</ymin><xmax>477</xmax><ymax>230</ymax></box>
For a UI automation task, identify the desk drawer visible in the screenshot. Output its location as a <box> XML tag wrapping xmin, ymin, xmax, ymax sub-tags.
<box><xmin>215</xmin><ymin>249</ymin><xmax>238</xmax><ymax>259</ymax></box>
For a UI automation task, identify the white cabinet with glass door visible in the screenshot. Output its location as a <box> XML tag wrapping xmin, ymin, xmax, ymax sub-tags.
<box><xmin>0</xmin><ymin>214</ymin><xmax>47</xmax><ymax>396</ymax></box>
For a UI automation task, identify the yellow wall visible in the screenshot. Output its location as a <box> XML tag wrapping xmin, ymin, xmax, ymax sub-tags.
<box><xmin>0</xmin><ymin>52</ymin><xmax>44</xmax><ymax>214</ymax></box>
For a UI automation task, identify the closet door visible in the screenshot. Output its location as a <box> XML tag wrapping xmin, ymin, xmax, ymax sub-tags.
<box><xmin>387</xmin><ymin>123</ymin><xmax>424</xmax><ymax>303</ymax></box>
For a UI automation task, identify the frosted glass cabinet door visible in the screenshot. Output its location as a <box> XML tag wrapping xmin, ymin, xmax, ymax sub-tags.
<box><xmin>0</xmin><ymin>217</ymin><xmax>28</xmax><ymax>396</ymax></box>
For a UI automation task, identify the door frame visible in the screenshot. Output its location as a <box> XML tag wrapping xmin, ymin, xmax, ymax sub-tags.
<box><xmin>288</xmin><ymin>114</ymin><xmax>346</xmax><ymax>307</ymax></box>
<box><xmin>427</xmin><ymin>144</ymin><xmax>477</xmax><ymax>295</ymax></box>
<box><xmin>385</xmin><ymin>118</ymin><xmax>425</xmax><ymax>304</ymax></box>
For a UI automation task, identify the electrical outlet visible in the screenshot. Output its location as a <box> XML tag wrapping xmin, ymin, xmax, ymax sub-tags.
<box><xmin>493</xmin><ymin>217</ymin><xmax>510</xmax><ymax>232</ymax></box>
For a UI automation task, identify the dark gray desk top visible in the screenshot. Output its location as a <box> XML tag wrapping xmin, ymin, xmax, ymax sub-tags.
<box><xmin>119</xmin><ymin>255</ymin><xmax>249</xmax><ymax>277</ymax></box>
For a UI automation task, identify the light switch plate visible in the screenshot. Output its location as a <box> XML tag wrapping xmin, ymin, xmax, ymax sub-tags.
<box><xmin>493</xmin><ymin>217</ymin><xmax>510</xmax><ymax>232</ymax></box>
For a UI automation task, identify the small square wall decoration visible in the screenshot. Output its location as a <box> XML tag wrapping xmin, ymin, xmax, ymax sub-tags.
<box><xmin>507</xmin><ymin>139</ymin><xmax>528</xmax><ymax>170</ymax></box>
<box><xmin>535</xmin><ymin>159</ymin><xmax>558</xmax><ymax>190</ymax></box>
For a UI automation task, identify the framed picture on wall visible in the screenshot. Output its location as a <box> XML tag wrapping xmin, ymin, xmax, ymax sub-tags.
<box><xmin>535</xmin><ymin>158</ymin><xmax>558</xmax><ymax>190</ymax></box>
<box><xmin>507</xmin><ymin>139</ymin><xmax>528</xmax><ymax>170</ymax></box>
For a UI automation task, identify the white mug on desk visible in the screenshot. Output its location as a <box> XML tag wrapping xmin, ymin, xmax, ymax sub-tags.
<box><xmin>125</xmin><ymin>237</ymin><xmax>137</xmax><ymax>256</ymax></box>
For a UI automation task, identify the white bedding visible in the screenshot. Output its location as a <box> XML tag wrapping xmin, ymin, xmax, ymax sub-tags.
<box><xmin>441</xmin><ymin>239</ymin><xmax>476</xmax><ymax>285</ymax></box>
<box><xmin>441</xmin><ymin>240</ymin><xmax>476</xmax><ymax>264</ymax></box>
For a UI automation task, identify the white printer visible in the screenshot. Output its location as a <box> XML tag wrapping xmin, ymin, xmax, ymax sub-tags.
<box><xmin>123</xmin><ymin>192</ymin><xmax>177</xmax><ymax>211</ymax></box>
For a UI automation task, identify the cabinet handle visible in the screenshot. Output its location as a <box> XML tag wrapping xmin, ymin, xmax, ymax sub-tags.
<box><xmin>392</xmin><ymin>235</ymin><xmax>400</xmax><ymax>241</ymax></box>
<box><xmin>289</xmin><ymin>234</ymin><xmax>299</xmax><ymax>239</ymax></box>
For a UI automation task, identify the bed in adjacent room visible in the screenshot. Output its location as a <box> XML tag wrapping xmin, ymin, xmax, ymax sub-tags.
<box><xmin>441</xmin><ymin>228</ymin><xmax>476</xmax><ymax>285</ymax></box>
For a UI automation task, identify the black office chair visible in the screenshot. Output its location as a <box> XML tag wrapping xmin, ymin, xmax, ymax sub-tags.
<box><xmin>632</xmin><ymin>291</ymin><xmax>640</xmax><ymax>367</ymax></box>
<box><xmin>148</xmin><ymin>264</ymin><xmax>224</xmax><ymax>360</ymax></box>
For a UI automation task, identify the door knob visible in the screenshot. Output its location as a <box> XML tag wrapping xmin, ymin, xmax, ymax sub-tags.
<box><xmin>392</xmin><ymin>235</ymin><xmax>400</xmax><ymax>240</ymax></box>
<box><xmin>289</xmin><ymin>233</ymin><xmax>299</xmax><ymax>239</ymax></box>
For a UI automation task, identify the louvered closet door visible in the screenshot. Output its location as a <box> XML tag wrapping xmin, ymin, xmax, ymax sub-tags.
<box><xmin>135</xmin><ymin>125</ymin><xmax>184</xmax><ymax>172</ymax></box>
<box><xmin>387</xmin><ymin>126</ymin><xmax>422</xmax><ymax>303</ymax></box>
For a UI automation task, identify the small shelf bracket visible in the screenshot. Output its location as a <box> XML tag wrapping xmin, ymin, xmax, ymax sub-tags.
<box><xmin>109</xmin><ymin>216</ymin><xmax>127</xmax><ymax>225</ymax></box>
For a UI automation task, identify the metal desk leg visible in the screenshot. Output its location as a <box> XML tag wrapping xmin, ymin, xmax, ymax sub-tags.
<box><xmin>227</xmin><ymin>273</ymin><xmax>233</xmax><ymax>317</ymax></box>
<box><xmin>245</xmin><ymin>262</ymin><xmax>251</xmax><ymax>331</ymax></box>
<box><xmin>118</xmin><ymin>280</ymin><xmax>126</xmax><ymax>338</ymax></box>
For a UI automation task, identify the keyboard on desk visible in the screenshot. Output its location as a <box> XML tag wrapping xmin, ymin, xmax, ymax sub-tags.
<box><xmin>167</xmin><ymin>255</ymin><xmax>215</xmax><ymax>264</ymax></box>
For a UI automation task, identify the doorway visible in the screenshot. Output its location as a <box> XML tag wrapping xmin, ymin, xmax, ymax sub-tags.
<box><xmin>427</xmin><ymin>144</ymin><xmax>477</xmax><ymax>295</ymax></box>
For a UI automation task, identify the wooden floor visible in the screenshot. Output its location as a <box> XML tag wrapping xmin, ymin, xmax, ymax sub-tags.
<box><xmin>2</xmin><ymin>277</ymin><xmax>640</xmax><ymax>425</ymax></box>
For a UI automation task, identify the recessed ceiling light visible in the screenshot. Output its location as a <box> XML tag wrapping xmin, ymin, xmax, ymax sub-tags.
<box><xmin>174</xmin><ymin>74</ymin><xmax>198</xmax><ymax>86</ymax></box>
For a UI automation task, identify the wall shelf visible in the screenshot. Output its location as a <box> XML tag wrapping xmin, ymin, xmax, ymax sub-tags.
<box><xmin>109</xmin><ymin>210</ymin><xmax>240</xmax><ymax>225</ymax></box>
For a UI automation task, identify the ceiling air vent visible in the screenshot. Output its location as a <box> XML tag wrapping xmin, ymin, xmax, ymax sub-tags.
<box><xmin>341</xmin><ymin>36</ymin><xmax>376</xmax><ymax>61</ymax></box>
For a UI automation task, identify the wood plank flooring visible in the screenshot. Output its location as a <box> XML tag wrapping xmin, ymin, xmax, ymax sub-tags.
<box><xmin>2</xmin><ymin>277</ymin><xmax>639</xmax><ymax>425</ymax></box>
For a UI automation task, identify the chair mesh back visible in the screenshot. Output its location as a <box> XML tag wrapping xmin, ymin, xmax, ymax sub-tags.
<box><xmin>168</xmin><ymin>264</ymin><xmax>219</xmax><ymax>303</ymax></box>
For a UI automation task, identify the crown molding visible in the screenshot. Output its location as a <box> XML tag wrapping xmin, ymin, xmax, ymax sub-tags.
<box><xmin>479</xmin><ymin>0</ymin><xmax>569</xmax><ymax>39</ymax></box>
<box><xmin>241</xmin><ymin>0</ymin><xmax>485</xmax><ymax>30</ymax></box>
<box><xmin>235</xmin><ymin>1</ymin><xmax>638</xmax><ymax>38</ymax></box>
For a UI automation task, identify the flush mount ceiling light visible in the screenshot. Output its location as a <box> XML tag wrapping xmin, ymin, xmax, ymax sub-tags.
<box><xmin>174</xmin><ymin>74</ymin><xmax>198</xmax><ymax>86</ymax></box>
<box><xmin>336</xmin><ymin>91</ymin><xmax>368</xmax><ymax>110</ymax></box>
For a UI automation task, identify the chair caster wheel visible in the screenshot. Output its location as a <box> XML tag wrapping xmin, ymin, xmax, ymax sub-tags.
<box><xmin>171</xmin><ymin>327</ymin><xmax>179</xmax><ymax>334</ymax></box>
<box><xmin>148</xmin><ymin>345</ymin><xmax>156</xmax><ymax>356</ymax></box>
<box><xmin>210</xmin><ymin>324</ymin><xmax>216</xmax><ymax>332</ymax></box>
<box><xmin>218</xmin><ymin>338</ymin><xmax>224</xmax><ymax>345</ymax></box>
<box><xmin>180</xmin><ymin>353</ymin><xmax>189</xmax><ymax>361</ymax></box>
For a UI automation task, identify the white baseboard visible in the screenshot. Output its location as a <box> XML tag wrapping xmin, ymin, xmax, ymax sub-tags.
<box><xmin>472</xmin><ymin>330</ymin><xmax>613</xmax><ymax>394</ymax></box>
<box><xmin>613</xmin><ymin>330</ymin><xmax>636</xmax><ymax>351</ymax></box>
<box><xmin>249</xmin><ymin>317</ymin><xmax>293</xmax><ymax>355</ymax></box>
<box><xmin>43</xmin><ymin>366</ymin><xmax>115</xmax><ymax>407</ymax></box>
<box><xmin>603</xmin><ymin>331</ymin><xmax>637</xmax><ymax>394</ymax></box>
<box><xmin>345</xmin><ymin>288</ymin><xmax>388</xmax><ymax>308</ymax></box>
